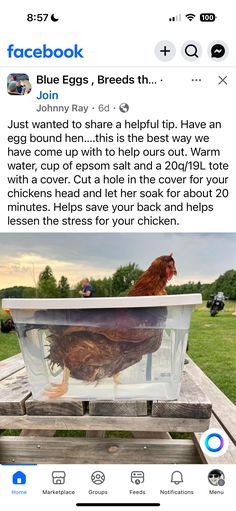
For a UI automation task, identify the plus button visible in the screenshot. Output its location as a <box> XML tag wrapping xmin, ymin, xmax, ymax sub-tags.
<box><xmin>160</xmin><ymin>45</ymin><xmax>171</xmax><ymax>56</ymax></box>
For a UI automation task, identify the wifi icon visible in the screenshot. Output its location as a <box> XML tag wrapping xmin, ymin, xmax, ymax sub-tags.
<box><xmin>186</xmin><ymin>13</ymin><xmax>196</xmax><ymax>21</ymax></box>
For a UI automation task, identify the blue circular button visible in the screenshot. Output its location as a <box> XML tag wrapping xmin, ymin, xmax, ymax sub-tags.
<box><xmin>205</xmin><ymin>433</ymin><xmax>224</xmax><ymax>452</ymax></box>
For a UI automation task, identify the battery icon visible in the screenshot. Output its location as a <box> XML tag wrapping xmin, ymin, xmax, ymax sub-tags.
<box><xmin>200</xmin><ymin>13</ymin><xmax>217</xmax><ymax>22</ymax></box>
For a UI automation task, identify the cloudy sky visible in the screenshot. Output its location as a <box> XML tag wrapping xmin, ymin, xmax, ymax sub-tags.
<box><xmin>0</xmin><ymin>233</ymin><xmax>235</xmax><ymax>289</ymax></box>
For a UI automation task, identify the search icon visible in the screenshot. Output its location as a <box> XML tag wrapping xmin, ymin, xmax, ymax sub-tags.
<box><xmin>185</xmin><ymin>44</ymin><xmax>198</xmax><ymax>58</ymax></box>
<box><xmin>182</xmin><ymin>40</ymin><xmax>202</xmax><ymax>61</ymax></box>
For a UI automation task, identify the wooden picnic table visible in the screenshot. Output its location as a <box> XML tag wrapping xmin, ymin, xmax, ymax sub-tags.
<box><xmin>0</xmin><ymin>353</ymin><xmax>235</xmax><ymax>464</ymax></box>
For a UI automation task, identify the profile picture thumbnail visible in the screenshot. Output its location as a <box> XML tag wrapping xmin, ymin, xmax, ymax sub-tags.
<box><xmin>208</xmin><ymin>469</ymin><xmax>225</xmax><ymax>487</ymax></box>
<box><xmin>7</xmin><ymin>73</ymin><xmax>32</xmax><ymax>95</ymax></box>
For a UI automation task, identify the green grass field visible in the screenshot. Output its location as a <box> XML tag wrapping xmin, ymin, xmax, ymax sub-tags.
<box><xmin>1</xmin><ymin>302</ymin><xmax>235</xmax><ymax>403</ymax></box>
<box><xmin>0</xmin><ymin>308</ymin><xmax>20</xmax><ymax>359</ymax></box>
<box><xmin>188</xmin><ymin>301</ymin><xmax>236</xmax><ymax>404</ymax></box>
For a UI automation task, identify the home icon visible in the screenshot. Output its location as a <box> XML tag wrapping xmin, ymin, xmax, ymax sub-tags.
<box><xmin>12</xmin><ymin>471</ymin><xmax>26</xmax><ymax>485</ymax></box>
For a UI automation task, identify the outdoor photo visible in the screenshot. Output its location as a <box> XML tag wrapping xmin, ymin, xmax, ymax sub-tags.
<box><xmin>0</xmin><ymin>233</ymin><xmax>235</xmax><ymax>465</ymax></box>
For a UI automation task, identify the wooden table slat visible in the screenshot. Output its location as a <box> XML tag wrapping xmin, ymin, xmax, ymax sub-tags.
<box><xmin>0</xmin><ymin>368</ymin><xmax>31</xmax><ymax>415</ymax></box>
<box><xmin>89</xmin><ymin>400</ymin><xmax>147</xmax><ymax>417</ymax></box>
<box><xmin>0</xmin><ymin>437</ymin><xmax>201</xmax><ymax>464</ymax></box>
<box><xmin>0</xmin><ymin>414</ymin><xmax>210</xmax><ymax>432</ymax></box>
<box><xmin>152</xmin><ymin>372</ymin><xmax>212</xmax><ymax>419</ymax></box>
<box><xmin>0</xmin><ymin>353</ymin><xmax>24</xmax><ymax>381</ymax></box>
<box><xmin>25</xmin><ymin>396</ymin><xmax>85</xmax><ymax>416</ymax></box>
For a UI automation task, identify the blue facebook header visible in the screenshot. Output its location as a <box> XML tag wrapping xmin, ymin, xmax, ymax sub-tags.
<box><xmin>7</xmin><ymin>44</ymin><xmax>84</xmax><ymax>58</ymax></box>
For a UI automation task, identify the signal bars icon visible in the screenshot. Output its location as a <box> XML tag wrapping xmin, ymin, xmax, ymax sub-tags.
<box><xmin>169</xmin><ymin>13</ymin><xmax>181</xmax><ymax>22</ymax></box>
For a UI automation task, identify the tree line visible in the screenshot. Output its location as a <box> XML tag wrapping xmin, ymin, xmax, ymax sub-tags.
<box><xmin>0</xmin><ymin>264</ymin><xmax>236</xmax><ymax>300</ymax></box>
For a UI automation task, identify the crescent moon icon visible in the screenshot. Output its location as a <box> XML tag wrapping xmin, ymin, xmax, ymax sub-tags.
<box><xmin>51</xmin><ymin>14</ymin><xmax>59</xmax><ymax>22</ymax></box>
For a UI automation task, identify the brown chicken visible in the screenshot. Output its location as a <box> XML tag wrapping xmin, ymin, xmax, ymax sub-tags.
<box><xmin>44</xmin><ymin>254</ymin><xmax>177</xmax><ymax>397</ymax></box>
<box><xmin>128</xmin><ymin>253</ymin><xmax>177</xmax><ymax>296</ymax></box>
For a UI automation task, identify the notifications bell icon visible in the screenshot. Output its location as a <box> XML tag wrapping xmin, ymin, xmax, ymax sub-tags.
<box><xmin>171</xmin><ymin>471</ymin><xmax>183</xmax><ymax>484</ymax></box>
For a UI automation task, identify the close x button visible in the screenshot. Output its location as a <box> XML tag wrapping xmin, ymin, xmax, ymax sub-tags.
<box><xmin>218</xmin><ymin>75</ymin><xmax>228</xmax><ymax>85</ymax></box>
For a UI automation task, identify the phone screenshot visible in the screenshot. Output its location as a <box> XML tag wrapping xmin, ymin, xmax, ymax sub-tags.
<box><xmin>0</xmin><ymin>1</ymin><xmax>235</xmax><ymax>510</ymax></box>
